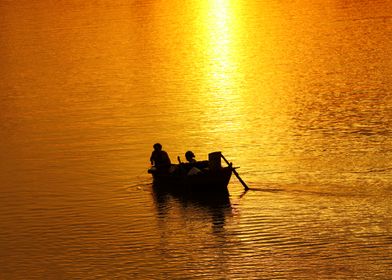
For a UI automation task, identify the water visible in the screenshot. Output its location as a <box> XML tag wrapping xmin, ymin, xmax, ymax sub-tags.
<box><xmin>1</xmin><ymin>0</ymin><xmax>391</xmax><ymax>279</ymax></box>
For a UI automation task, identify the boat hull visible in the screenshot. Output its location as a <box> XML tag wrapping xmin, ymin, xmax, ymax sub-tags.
<box><xmin>149</xmin><ymin>166</ymin><xmax>232</xmax><ymax>194</ymax></box>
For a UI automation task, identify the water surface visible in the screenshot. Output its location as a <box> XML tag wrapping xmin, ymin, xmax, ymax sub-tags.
<box><xmin>1</xmin><ymin>0</ymin><xmax>391</xmax><ymax>279</ymax></box>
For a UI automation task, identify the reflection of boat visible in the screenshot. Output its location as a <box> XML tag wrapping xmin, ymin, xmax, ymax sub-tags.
<box><xmin>151</xmin><ymin>179</ymin><xmax>232</xmax><ymax>233</ymax></box>
<box><xmin>148</xmin><ymin>152</ymin><xmax>232</xmax><ymax>194</ymax></box>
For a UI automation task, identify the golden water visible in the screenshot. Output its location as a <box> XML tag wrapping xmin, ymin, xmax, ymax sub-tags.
<box><xmin>1</xmin><ymin>0</ymin><xmax>391</xmax><ymax>279</ymax></box>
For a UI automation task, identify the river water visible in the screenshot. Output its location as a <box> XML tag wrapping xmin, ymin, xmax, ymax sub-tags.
<box><xmin>1</xmin><ymin>0</ymin><xmax>391</xmax><ymax>279</ymax></box>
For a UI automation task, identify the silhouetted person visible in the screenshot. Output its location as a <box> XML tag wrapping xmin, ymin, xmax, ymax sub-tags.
<box><xmin>184</xmin><ymin>151</ymin><xmax>202</xmax><ymax>175</ymax></box>
<box><xmin>185</xmin><ymin>151</ymin><xmax>196</xmax><ymax>163</ymax></box>
<box><xmin>150</xmin><ymin>143</ymin><xmax>171</xmax><ymax>167</ymax></box>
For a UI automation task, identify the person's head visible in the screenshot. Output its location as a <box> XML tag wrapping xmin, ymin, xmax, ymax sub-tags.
<box><xmin>153</xmin><ymin>143</ymin><xmax>162</xmax><ymax>151</ymax></box>
<box><xmin>185</xmin><ymin>151</ymin><xmax>195</xmax><ymax>162</ymax></box>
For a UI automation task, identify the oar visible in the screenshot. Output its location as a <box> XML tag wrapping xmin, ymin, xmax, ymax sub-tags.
<box><xmin>221</xmin><ymin>154</ymin><xmax>249</xmax><ymax>191</ymax></box>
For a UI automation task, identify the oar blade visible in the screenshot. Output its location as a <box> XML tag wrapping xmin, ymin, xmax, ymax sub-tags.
<box><xmin>221</xmin><ymin>154</ymin><xmax>249</xmax><ymax>190</ymax></box>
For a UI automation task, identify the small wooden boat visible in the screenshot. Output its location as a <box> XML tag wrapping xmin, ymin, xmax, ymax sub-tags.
<box><xmin>148</xmin><ymin>152</ymin><xmax>233</xmax><ymax>193</ymax></box>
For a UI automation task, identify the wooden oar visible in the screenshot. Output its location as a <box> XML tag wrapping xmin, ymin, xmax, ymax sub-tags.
<box><xmin>221</xmin><ymin>154</ymin><xmax>249</xmax><ymax>191</ymax></box>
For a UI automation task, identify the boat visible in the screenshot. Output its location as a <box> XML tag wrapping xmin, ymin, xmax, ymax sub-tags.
<box><xmin>148</xmin><ymin>152</ymin><xmax>233</xmax><ymax>194</ymax></box>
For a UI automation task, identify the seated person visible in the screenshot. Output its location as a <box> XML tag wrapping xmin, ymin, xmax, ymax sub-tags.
<box><xmin>184</xmin><ymin>151</ymin><xmax>198</xmax><ymax>175</ymax></box>
<box><xmin>184</xmin><ymin>151</ymin><xmax>211</xmax><ymax>175</ymax></box>
<box><xmin>185</xmin><ymin>151</ymin><xmax>196</xmax><ymax>163</ymax></box>
<box><xmin>150</xmin><ymin>143</ymin><xmax>171</xmax><ymax>168</ymax></box>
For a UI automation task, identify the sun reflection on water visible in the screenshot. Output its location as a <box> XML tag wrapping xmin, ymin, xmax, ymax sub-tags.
<box><xmin>202</xmin><ymin>0</ymin><xmax>239</xmax><ymax>98</ymax></box>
